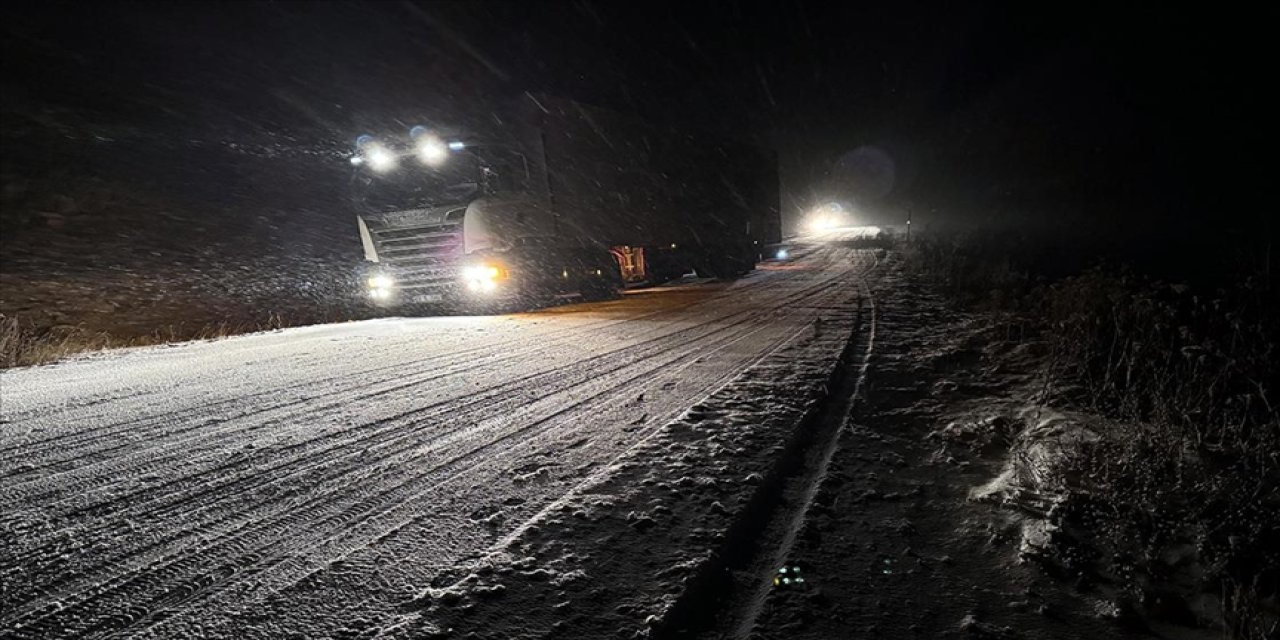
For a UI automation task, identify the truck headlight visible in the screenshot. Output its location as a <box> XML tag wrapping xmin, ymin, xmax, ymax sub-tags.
<box><xmin>462</xmin><ymin>263</ymin><xmax>505</xmax><ymax>293</ymax></box>
<box><xmin>367</xmin><ymin>273</ymin><xmax>395</xmax><ymax>301</ymax></box>
<box><xmin>417</xmin><ymin>137</ymin><xmax>448</xmax><ymax>166</ymax></box>
<box><xmin>364</xmin><ymin>144</ymin><xmax>398</xmax><ymax>173</ymax></box>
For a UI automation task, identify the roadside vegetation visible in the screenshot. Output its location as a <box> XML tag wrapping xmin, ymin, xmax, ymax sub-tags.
<box><xmin>0</xmin><ymin>313</ymin><xmax>297</xmax><ymax>368</ymax></box>
<box><xmin>901</xmin><ymin>229</ymin><xmax>1278</xmax><ymax>638</ymax></box>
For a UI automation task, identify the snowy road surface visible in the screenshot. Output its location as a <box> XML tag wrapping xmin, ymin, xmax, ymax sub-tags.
<box><xmin>0</xmin><ymin>240</ymin><xmax>874</xmax><ymax>639</ymax></box>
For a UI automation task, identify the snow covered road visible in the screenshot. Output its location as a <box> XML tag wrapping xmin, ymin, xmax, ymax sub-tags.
<box><xmin>0</xmin><ymin>241</ymin><xmax>876</xmax><ymax>639</ymax></box>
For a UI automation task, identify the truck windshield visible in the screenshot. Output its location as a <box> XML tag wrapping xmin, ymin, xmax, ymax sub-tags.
<box><xmin>352</xmin><ymin>154</ymin><xmax>481</xmax><ymax>213</ymax></box>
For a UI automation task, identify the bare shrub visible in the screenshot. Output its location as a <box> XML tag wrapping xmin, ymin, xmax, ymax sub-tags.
<box><xmin>1042</xmin><ymin>269</ymin><xmax>1278</xmax><ymax>631</ymax></box>
<box><xmin>903</xmin><ymin>231</ymin><xmax>1279</xmax><ymax>636</ymax></box>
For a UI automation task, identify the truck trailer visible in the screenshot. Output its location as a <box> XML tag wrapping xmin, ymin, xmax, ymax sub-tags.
<box><xmin>350</xmin><ymin>94</ymin><xmax>780</xmax><ymax>308</ymax></box>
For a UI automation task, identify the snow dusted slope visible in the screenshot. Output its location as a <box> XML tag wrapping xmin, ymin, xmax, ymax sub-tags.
<box><xmin>0</xmin><ymin>240</ymin><xmax>876</xmax><ymax>639</ymax></box>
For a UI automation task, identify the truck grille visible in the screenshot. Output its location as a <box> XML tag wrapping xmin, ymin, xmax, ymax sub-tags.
<box><xmin>369</xmin><ymin>218</ymin><xmax>464</xmax><ymax>293</ymax></box>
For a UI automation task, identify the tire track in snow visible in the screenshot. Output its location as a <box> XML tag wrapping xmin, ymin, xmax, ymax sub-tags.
<box><xmin>2</xmin><ymin>295</ymin><xmax>747</xmax><ymax>501</ymax></box>
<box><xmin>175</xmin><ymin>252</ymin><xmax>876</xmax><ymax>640</ymax></box>
<box><xmin>1</xmin><ymin>259</ymin><xmax>860</xmax><ymax>638</ymax></box>
<box><xmin>3</xmin><ymin>267</ymin><xmax>830</xmax><ymax>532</ymax></box>
<box><xmin>2</xmin><ymin>307</ymin><xmax>770</xmax><ymax>627</ymax></box>
<box><xmin>1</xmin><ymin>275</ymin><xmax>801</xmax><ymax>519</ymax></box>
<box><xmin>0</xmin><ymin>291</ymin><xmax>735</xmax><ymax>470</ymax></box>
<box><xmin>127</xmin><ymin>306</ymin><xmax>807</xmax><ymax>638</ymax></box>
<box><xmin>135</xmin><ymin>257</ymin><xmax>872</xmax><ymax>640</ymax></box>
<box><xmin>0</xmin><ymin>276</ymin><xmax>764</xmax><ymax>445</ymax></box>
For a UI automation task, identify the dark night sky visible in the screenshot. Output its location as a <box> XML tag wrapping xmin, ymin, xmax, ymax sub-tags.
<box><xmin>2</xmin><ymin>2</ymin><xmax>1271</xmax><ymax>254</ymax></box>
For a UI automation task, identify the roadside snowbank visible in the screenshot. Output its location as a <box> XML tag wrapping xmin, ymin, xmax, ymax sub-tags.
<box><xmin>966</xmin><ymin>405</ymin><xmax>1100</xmax><ymax>514</ymax></box>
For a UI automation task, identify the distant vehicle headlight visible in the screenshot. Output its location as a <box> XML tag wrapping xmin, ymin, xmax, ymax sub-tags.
<box><xmin>775</xmin><ymin>248</ymin><xmax>789</xmax><ymax>260</ymax></box>
<box><xmin>806</xmin><ymin>215</ymin><xmax>839</xmax><ymax>233</ymax></box>
<box><xmin>368</xmin><ymin>274</ymin><xmax>394</xmax><ymax>290</ymax></box>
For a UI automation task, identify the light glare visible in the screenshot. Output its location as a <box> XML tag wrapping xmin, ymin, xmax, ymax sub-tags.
<box><xmin>365</xmin><ymin>144</ymin><xmax>397</xmax><ymax>172</ymax></box>
<box><xmin>807</xmin><ymin>215</ymin><xmax>839</xmax><ymax>233</ymax></box>
<box><xmin>417</xmin><ymin>136</ymin><xmax>448</xmax><ymax>166</ymax></box>
<box><xmin>463</xmin><ymin>263</ymin><xmax>504</xmax><ymax>293</ymax></box>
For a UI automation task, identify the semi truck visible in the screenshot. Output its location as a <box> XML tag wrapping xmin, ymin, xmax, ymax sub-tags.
<box><xmin>350</xmin><ymin>94</ymin><xmax>780</xmax><ymax>308</ymax></box>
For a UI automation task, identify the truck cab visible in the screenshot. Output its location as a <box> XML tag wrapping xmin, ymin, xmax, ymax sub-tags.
<box><xmin>353</xmin><ymin>135</ymin><xmax>614</xmax><ymax>308</ymax></box>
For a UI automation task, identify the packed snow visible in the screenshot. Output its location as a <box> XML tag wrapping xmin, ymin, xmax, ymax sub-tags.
<box><xmin>0</xmin><ymin>240</ymin><xmax>877</xmax><ymax>639</ymax></box>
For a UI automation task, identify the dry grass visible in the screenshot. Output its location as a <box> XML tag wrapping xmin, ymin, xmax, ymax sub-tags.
<box><xmin>1041</xmin><ymin>269</ymin><xmax>1277</xmax><ymax>637</ymax></box>
<box><xmin>0</xmin><ymin>313</ymin><xmax>289</xmax><ymax>368</ymax></box>
<box><xmin>1</xmin><ymin>315</ymin><xmax>114</xmax><ymax>368</ymax></box>
<box><xmin>898</xmin><ymin>230</ymin><xmax>1034</xmax><ymax>309</ymax></box>
<box><xmin>902</xmin><ymin>232</ymin><xmax>1279</xmax><ymax>637</ymax></box>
